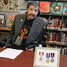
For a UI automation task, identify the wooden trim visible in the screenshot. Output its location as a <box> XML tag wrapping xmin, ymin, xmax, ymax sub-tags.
<box><xmin>0</xmin><ymin>27</ymin><xmax>11</xmax><ymax>31</ymax></box>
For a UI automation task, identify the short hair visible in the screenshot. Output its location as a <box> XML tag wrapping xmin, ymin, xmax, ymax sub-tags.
<box><xmin>27</xmin><ymin>2</ymin><xmax>39</xmax><ymax>9</ymax></box>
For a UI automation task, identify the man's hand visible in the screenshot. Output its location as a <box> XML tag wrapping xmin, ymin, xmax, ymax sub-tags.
<box><xmin>3</xmin><ymin>46</ymin><xmax>6</xmax><ymax>48</ymax></box>
<box><xmin>26</xmin><ymin>48</ymin><xmax>34</xmax><ymax>52</ymax></box>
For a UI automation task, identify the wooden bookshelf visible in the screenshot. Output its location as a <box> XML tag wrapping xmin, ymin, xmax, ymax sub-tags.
<box><xmin>0</xmin><ymin>27</ymin><xmax>11</xmax><ymax>31</ymax></box>
<box><xmin>0</xmin><ymin>27</ymin><xmax>11</xmax><ymax>34</ymax></box>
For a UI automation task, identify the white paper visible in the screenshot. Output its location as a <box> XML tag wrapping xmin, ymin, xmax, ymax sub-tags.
<box><xmin>0</xmin><ymin>48</ymin><xmax>23</xmax><ymax>59</ymax></box>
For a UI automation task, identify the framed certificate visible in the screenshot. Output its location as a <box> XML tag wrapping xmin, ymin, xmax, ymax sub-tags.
<box><xmin>33</xmin><ymin>47</ymin><xmax>60</xmax><ymax>67</ymax></box>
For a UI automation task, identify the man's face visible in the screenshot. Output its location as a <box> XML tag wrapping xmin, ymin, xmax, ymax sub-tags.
<box><xmin>26</xmin><ymin>5</ymin><xmax>38</xmax><ymax>20</ymax></box>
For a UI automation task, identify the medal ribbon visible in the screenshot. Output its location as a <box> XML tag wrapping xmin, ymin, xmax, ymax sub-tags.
<box><xmin>46</xmin><ymin>53</ymin><xmax>50</xmax><ymax>59</ymax></box>
<box><xmin>51</xmin><ymin>53</ymin><xmax>55</xmax><ymax>58</ymax></box>
<box><xmin>39</xmin><ymin>52</ymin><xmax>44</xmax><ymax>56</ymax></box>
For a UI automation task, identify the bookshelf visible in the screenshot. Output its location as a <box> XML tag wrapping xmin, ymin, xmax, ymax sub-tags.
<box><xmin>0</xmin><ymin>27</ymin><xmax>11</xmax><ymax>34</ymax></box>
<box><xmin>0</xmin><ymin>27</ymin><xmax>11</xmax><ymax>47</ymax></box>
<box><xmin>39</xmin><ymin>0</ymin><xmax>67</xmax><ymax>55</ymax></box>
<box><xmin>0</xmin><ymin>27</ymin><xmax>11</xmax><ymax>31</ymax></box>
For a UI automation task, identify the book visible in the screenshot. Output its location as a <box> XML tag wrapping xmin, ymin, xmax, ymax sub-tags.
<box><xmin>52</xmin><ymin>32</ymin><xmax>56</xmax><ymax>41</ymax></box>
<box><xmin>64</xmin><ymin>48</ymin><xmax>67</xmax><ymax>55</ymax></box>
<box><xmin>39</xmin><ymin>1</ymin><xmax>50</xmax><ymax>13</ymax></box>
<box><xmin>51</xmin><ymin>2</ymin><xmax>63</xmax><ymax>14</ymax></box>
<box><xmin>55</xmin><ymin>32</ymin><xmax>61</xmax><ymax>41</ymax></box>
<box><xmin>63</xmin><ymin>3</ymin><xmax>67</xmax><ymax>14</ymax></box>
<box><xmin>63</xmin><ymin>19</ymin><xmax>67</xmax><ymax>28</ymax></box>
<box><xmin>64</xmin><ymin>34</ymin><xmax>67</xmax><ymax>45</ymax></box>
<box><xmin>6</xmin><ymin>15</ymin><xmax>15</xmax><ymax>28</ymax></box>
<box><xmin>61</xmin><ymin>32</ymin><xmax>65</xmax><ymax>42</ymax></box>
<box><xmin>49</xmin><ymin>31</ymin><xmax>53</xmax><ymax>41</ymax></box>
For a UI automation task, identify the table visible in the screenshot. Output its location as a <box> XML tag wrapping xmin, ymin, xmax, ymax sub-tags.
<box><xmin>0</xmin><ymin>48</ymin><xmax>67</xmax><ymax>67</ymax></box>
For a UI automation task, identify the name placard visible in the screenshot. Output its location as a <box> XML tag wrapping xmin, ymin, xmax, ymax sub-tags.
<box><xmin>33</xmin><ymin>47</ymin><xmax>60</xmax><ymax>67</ymax></box>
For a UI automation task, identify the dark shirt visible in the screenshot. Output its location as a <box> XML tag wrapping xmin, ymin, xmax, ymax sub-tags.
<box><xmin>20</xmin><ymin>18</ymin><xmax>34</xmax><ymax>50</ymax></box>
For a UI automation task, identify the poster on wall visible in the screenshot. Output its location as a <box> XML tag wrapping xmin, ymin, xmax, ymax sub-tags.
<box><xmin>6</xmin><ymin>15</ymin><xmax>15</xmax><ymax>28</ymax></box>
<box><xmin>0</xmin><ymin>0</ymin><xmax>19</xmax><ymax>12</ymax></box>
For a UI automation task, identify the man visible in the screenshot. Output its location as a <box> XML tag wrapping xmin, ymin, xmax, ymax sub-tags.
<box><xmin>5</xmin><ymin>2</ymin><xmax>48</xmax><ymax>51</ymax></box>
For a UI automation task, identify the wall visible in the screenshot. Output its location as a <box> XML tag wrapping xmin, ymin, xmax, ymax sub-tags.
<box><xmin>0</xmin><ymin>0</ymin><xmax>28</xmax><ymax>15</ymax></box>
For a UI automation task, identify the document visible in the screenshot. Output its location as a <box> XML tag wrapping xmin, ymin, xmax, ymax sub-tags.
<box><xmin>0</xmin><ymin>48</ymin><xmax>23</xmax><ymax>59</ymax></box>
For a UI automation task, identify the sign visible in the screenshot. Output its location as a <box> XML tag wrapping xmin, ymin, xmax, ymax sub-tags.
<box><xmin>33</xmin><ymin>47</ymin><xmax>60</xmax><ymax>67</ymax></box>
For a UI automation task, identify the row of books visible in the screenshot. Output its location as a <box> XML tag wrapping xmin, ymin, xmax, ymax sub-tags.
<box><xmin>47</xmin><ymin>18</ymin><xmax>67</xmax><ymax>29</ymax></box>
<box><xmin>60</xmin><ymin>47</ymin><xmax>67</xmax><ymax>55</ymax></box>
<box><xmin>39</xmin><ymin>2</ymin><xmax>67</xmax><ymax>14</ymax></box>
<box><xmin>50</xmin><ymin>46</ymin><xmax>67</xmax><ymax>55</ymax></box>
<box><xmin>0</xmin><ymin>15</ymin><xmax>15</xmax><ymax>28</ymax></box>
<box><xmin>48</xmin><ymin>31</ymin><xmax>67</xmax><ymax>45</ymax></box>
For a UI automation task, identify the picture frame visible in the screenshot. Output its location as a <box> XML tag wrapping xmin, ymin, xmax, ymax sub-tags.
<box><xmin>0</xmin><ymin>14</ymin><xmax>5</xmax><ymax>26</ymax></box>
<box><xmin>6</xmin><ymin>15</ymin><xmax>15</xmax><ymax>28</ymax></box>
<box><xmin>33</xmin><ymin>47</ymin><xmax>60</xmax><ymax>67</ymax></box>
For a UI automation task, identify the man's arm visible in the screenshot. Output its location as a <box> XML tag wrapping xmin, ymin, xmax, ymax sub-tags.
<box><xmin>5</xmin><ymin>16</ymin><xmax>16</xmax><ymax>47</ymax></box>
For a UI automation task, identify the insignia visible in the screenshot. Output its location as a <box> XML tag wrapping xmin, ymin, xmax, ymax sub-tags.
<box><xmin>21</xmin><ymin>19</ymin><xmax>23</xmax><ymax>22</ymax></box>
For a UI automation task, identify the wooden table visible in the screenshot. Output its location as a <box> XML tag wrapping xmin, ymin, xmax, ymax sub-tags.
<box><xmin>0</xmin><ymin>48</ymin><xmax>67</xmax><ymax>67</ymax></box>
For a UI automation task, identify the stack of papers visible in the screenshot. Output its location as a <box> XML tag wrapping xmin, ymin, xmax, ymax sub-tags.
<box><xmin>0</xmin><ymin>48</ymin><xmax>23</xmax><ymax>59</ymax></box>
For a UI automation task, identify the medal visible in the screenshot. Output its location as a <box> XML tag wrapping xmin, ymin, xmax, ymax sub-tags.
<box><xmin>46</xmin><ymin>59</ymin><xmax>49</xmax><ymax>63</ymax></box>
<box><xmin>51</xmin><ymin>53</ymin><xmax>55</xmax><ymax>63</ymax></box>
<box><xmin>51</xmin><ymin>58</ymin><xmax>54</xmax><ymax>62</ymax></box>
<box><xmin>46</xmin><ymin>53</ymin><xmax>50</xmax><ymax>63</ymax></box>
<box><xmin>39</xmin><ymin>52</ymin><xmax>44</xmax><ymax>61</ymax></box>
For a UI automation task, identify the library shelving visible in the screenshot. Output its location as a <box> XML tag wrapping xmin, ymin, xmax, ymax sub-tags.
<box><xmin>39</xmin><ymin>0</ymin><xmax>67</xmax><ymax>55</ymax></box>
